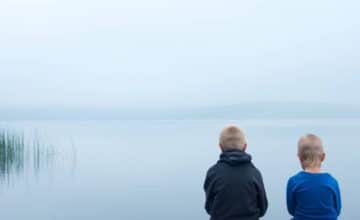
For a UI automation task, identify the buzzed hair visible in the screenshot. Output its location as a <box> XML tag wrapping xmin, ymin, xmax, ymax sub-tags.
<box><xmin>219</xmin><ymin>125</ymin><xmax>247</xmax><ymax>151</ymax></box>
<box><xmin>298</xmin><ymin>134</ymin><xmax>324</xmax><ymax>168</ymax></box>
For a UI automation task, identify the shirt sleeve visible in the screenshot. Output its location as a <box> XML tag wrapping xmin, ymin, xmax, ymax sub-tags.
<box><xmin>334</xmin><ymin>180</ymin><xmax>342</xmax><ymax>216</ymax></box>
<box><xmin>255</xmin><ymin>170</ymin><xmax>268</xmax><ymax>217</ymax></box>
<box><xmin>286</xmin><ymin>178</ymin><xmax>296</xmax><ymax>216</ymax></box>
<box><xmin>203</xmin><ymin>167</ymin><xmax>217</xmax><ymax>215</ymax></box>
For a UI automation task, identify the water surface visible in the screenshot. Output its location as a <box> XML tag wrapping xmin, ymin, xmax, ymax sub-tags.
<box><xmin>0</xmin><ymin>119</ymin><xmax>358</xmax><ymax>219</ymax></box>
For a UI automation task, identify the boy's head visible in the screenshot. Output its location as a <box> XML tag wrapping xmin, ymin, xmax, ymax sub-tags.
<box><xmin>219</xmin><ymin>125</ymin><xmax>247</xmax><ymax>151</ymax></box>
<box><xmin>297</xmin><ymin>134</ymin><xmax>325</xmax><ymax>169</ymax></box>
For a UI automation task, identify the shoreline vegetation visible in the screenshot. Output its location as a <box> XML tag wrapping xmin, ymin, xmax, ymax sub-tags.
<box><xmin>0</xmin><ymin>129</ymin><xmax>55</xmax><ymax>184</ymax></box>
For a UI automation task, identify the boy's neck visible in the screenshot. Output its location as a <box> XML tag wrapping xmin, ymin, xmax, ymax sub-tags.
<box><xmin>304</xmin><ymin>166</ymin><xmax>322</xmax><ymax>173</ymax></box>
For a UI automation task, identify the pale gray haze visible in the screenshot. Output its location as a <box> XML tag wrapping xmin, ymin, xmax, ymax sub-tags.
<box><xmin>1</xmin><ymin>0</ymin><xmax>360</xmax><ymax>109</ymax></box>
<box><xmin>2</xmin><ymin>2</ymin><xmax>360</xmax><ymax>220</ymax></box>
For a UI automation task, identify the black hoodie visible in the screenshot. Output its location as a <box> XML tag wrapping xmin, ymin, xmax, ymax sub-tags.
<box><xmin>204</xmin><ymin>150</ymin><xmax>268</xmax><ymax>220</ymax></box>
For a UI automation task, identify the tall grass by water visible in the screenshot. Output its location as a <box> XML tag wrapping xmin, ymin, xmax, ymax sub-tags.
<box><xmin>0</xmin><ymin>130</ymin><xmax>25</xmax><ymax>180</ymax></box>
<box><xmin>0</xmin><ymin>129</ymin><xmax>55</xmax><ymax>183</ymax></box>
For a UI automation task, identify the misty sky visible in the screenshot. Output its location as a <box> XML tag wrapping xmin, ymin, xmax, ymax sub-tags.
<box><xmin>1</xmin><ymin>0</ymin><xmax>359</xmax><ymax>109</ymax></box>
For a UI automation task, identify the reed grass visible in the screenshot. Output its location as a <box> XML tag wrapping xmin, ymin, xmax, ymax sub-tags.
<box><xmin>0</xmin><ymin>129</ymin><xmax>54</xmax><ymax>182</ymax></box>
<box><xmin>0</xmin><ymin>130</ymin><xmax>25</xmax><ymax>179</ymax></box>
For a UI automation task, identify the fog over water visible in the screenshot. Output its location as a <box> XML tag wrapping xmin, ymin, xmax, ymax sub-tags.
<box><xmin>1</xmin><ymin>0</ymin><xmax>360</xmax><ymax>109</ymax></box>
<box><xmin>1</xmin><ymin>0</ymin><xmax>360</xmax><ymax>219</ymax></box>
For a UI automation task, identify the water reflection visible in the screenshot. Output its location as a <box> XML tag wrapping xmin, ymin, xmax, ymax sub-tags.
<box><xmin>0</xmin><ymin>129</ymin><xmax>56</xmax><ymax>184</ymax></box>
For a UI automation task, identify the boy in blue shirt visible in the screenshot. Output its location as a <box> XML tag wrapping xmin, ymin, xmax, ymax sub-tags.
<box><xmin>287</xmin><ymin>134</ymin><xmax>341</xmax><ymax>220</ymax></box>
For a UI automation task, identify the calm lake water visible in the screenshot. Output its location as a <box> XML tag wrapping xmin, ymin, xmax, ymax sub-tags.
<box><xmin>0</xmin><ymin>119</ymin><xmax>359</xmax><ymax>220</ymax></box>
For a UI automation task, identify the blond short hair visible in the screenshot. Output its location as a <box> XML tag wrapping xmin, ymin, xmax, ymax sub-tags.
<box><xmin>298</xmin><ymin>134</ymin><xmax>324</xmax><ymax>168</ymax></box>
<box><xmin>219</xmin><ymin>125</ymin><xmax>247</xmax><ymax>151</ymax></box>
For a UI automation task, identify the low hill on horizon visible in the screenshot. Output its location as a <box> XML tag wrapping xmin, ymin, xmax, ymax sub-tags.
<box><xmin>0</xmin><ymin>102</ymin><xmax>359</xmax><ymax>120</ymax></box>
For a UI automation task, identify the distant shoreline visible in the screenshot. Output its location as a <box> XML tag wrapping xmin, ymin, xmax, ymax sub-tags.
<box><xmin>1</xmin><ymin>102</ymin><xmax>359</xmax><ymax>120</ymax></box>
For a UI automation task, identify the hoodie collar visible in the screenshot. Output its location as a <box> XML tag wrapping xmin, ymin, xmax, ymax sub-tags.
<box><xmin>219</xmin><ymin>149</ymin><xmax>252</xmax><ymax>166</ymax></box>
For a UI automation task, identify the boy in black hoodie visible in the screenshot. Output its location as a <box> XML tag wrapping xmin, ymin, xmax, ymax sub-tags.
<box><xmin>204</xmin><ymin>125</ymin><xmax>268</xmax><ymax>220</ymax></box>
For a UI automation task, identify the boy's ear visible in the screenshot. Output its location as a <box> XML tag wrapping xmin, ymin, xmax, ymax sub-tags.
<box><xmin>320</xmin><ymin>153</ymin><xmax>326</xmax><ymax>162</ymax></box>
<box><xmin>219</xmin><ymin>144</ymin><xmax>224</xmax><ymax>152</ymax></box>
<box><xmin>298</xmin><ymin>154</ymin><xmax>305</xmax><ymax>169</ymax></box>
<box><xmin>243</xmin><ymin>143</ymin><xmax>247</xmax><ymax>151</ymax></box>
<box><xmin>297</xmin><ymin>154</ymin><xmax>303</xmax><ymax>162</ymax></box>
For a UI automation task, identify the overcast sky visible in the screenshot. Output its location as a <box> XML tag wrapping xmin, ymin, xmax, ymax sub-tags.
<box><xmin>0</xmin><ymin>0</ymin><xmax>359</xmax><ymax>109</ymax></box>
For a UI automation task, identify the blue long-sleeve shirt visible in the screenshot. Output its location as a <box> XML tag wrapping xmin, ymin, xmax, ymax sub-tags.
<box><xmin>286</xmin><ymin>171</ymin><xmax>341</xmax><ymax>220</ymax></box>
